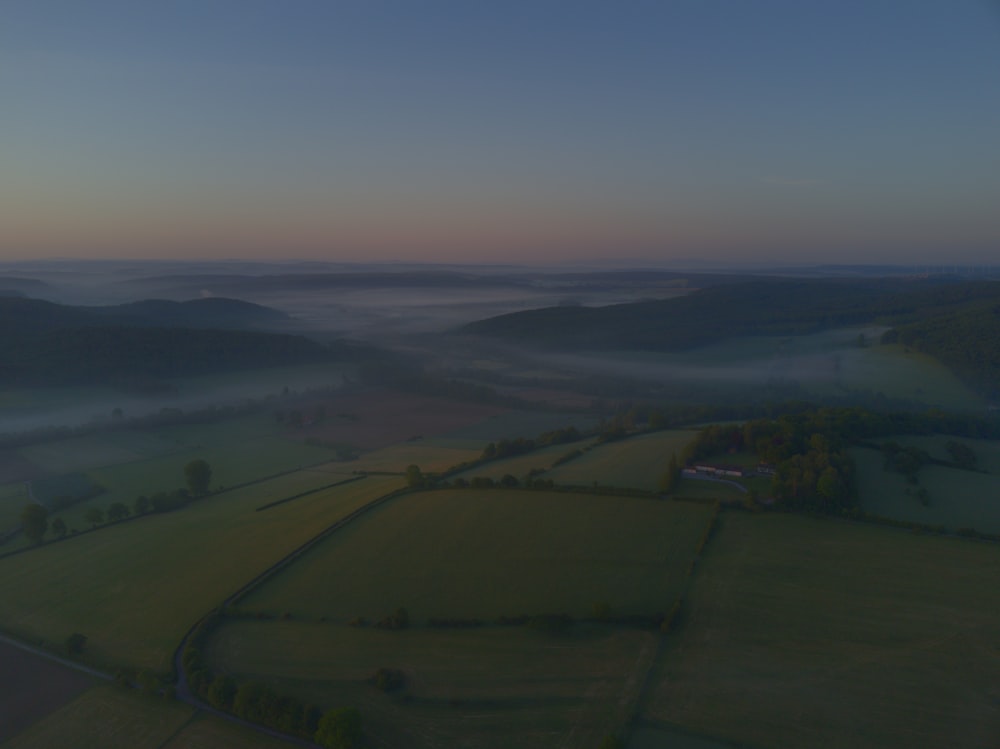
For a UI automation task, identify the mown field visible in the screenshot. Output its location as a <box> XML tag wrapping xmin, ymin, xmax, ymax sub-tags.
<box><xmin>237</xmin><ymin>489</ymin><xmax>716</xmax><ymax>622</ymax></box>
<box><xmin>644</xmin><ymin>511</ymin><xmax>1000</xmax><ymax>749</ymax></box>
<box><xmin>0</xmin><ymin>473</ymin><xmax>403</xmax><ymax>672</ymax></box>
<box><xmin>854</xmin><ymin>447</ymin><xmax>1000</xmax><ymax>534</ymax></box>
<box><xmin>544</xmin><ymin>430</ymin><xmax>697</xmax><ymax>492</ymax></box>
<box><xmin>208</xmin><ymin>621</ymin><xmax>655</xmax><ymax>749</ymax></box>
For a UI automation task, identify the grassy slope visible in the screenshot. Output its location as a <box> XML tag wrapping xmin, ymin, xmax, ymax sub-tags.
<box><xmin>0</xmin><ymin>474</ymin><xmax>403</xmax><ymax>672</ymax></box>
<box><xmin>545</xmin><ymin>431</ymin><xmax>697</xmax><ymax>492</ymax></box>
<box><xmin>854</xmin><ymin>447</ymin><xmax>1000</xmax><ymax>533</ymax></box>
<box><xmin>238</xmin><ymin>489</ymin><xmax>716</xmax><ymax>622</ymax></box>
<box><xmin>208</xmin><ymin>621</ymin><xmax>655</xmax><ymax>749</ymax></box>
<box><xmin>645</xmin><ymin>511</ymin><xmax>1000</xmax><ymax>749</ymax></box>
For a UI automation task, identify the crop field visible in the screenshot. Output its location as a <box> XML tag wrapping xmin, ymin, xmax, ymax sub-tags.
<box><xmin>208</xmin><ymin>620</ymin><xmax>657</xmax><ymax>749</ymax></box>
<box><xmin>0</xmin><ymin>640</ymin><xmax>95</xmax><ymax>744</ymax></box>
<box><xmin>346</xmin><ymin>443</ymin><xmax>482</xmax><ymax>474</ymax></box>
<box><xmin>450</xmin><ymin>438</ymin><xmax>599</xmax><ymax>482</ymax></box>
<box><xmin>0</xmin><ymin>473</ymin><xmax>403</xmax><ymax>672</ymax></box>
<box><xmin>297</xmin><ymin>389</ymin><xmax>508</xmax><ymax>450</ymax></box>
<box><xmin>854</xmin><ymin>447</ymin><xmax>1000</xmax><ymax>534</ymax></box>
<box><xmin>2</xmin><ymin>685</ymin><xmax>194</xmax><ymax>749</ymax></box>
<box><xmin>644</xmin><ymin>512</ymin><xmax>1000</xmax><ymax>749</ymax></box>
<box><xmin>544</xmin><ymin>430</ymin><xmax>698</xmax><ymax>492</ymax></box>
<box><xmin>238</xmin><ymin>489</ymin><xmax>715</xmax><ymax>622</ymax></box>
<box><xmin>435</xmin><ymin>411</ymin><xmax>600</xmax><ymax>450</ymax></box>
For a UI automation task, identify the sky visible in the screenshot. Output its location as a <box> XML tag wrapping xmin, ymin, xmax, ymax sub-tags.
<box><xmin>1</xmin><ymin>1</ymin><xmax>999</xmax><ymax>266</ymax></box>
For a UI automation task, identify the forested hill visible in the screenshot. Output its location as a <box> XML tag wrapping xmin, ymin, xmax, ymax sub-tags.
<box><xmin>463</xmin><ymin>277</ymin><xmax>1000</xmax><ymax>397</ymax></box>
<box><xmin>0</xmin><ymin>297</ymin><xmax>358</xmax><ymax>387</ymax></box>
<box><xmin>0</xmin><ymin>296</ymin><xmax>287</xmax><ymax>336</ymax></box>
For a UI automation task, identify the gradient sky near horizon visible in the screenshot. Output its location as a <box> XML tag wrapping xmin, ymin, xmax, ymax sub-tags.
<box><xmin>2</xmin><ymin>1</ymin><xmax>999</xmax><ymax>266</ymax></box>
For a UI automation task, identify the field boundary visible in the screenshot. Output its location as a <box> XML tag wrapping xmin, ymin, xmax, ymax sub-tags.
<box><xmin>255</xmin><ymin>474</ymin><xmax>366</xmax><ymax>511</ymax></box>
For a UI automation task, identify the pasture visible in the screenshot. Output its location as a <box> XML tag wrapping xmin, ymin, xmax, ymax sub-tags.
<box><xmin>0</xmin><ymin>473</ymin><xmax>403</xmax><ymax>672</ymax></box>
<box><xmin>545</xmin><ymin>430</ymin><xmax>697</xmax><ymax>492</ymax></box>
<box><xmin>208</xmin><ymin>620</ymin><xmax>657</xmax><ymax>749</ymax></box>
<box><xmin>19</xmin><ymin>430</ymin><xmax>185</xmax><ymax>475</ymax></box>
<box><xmin>237</xmin><ymin>489</ymin><xmax>716</xmax><ymax>622</ymax></box>
<box><xmin>644</xmin><ymin>511</ymin><xmax>1000</xmax><ymax>749</ymax></box>
<box><xmin>854</xmin><ymin>447</ymin><xmax>1000</xmax><ymax>534</ymax></box>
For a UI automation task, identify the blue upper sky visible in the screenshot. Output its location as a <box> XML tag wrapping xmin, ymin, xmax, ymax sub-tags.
<box><xmin>2</xmin><ymin>1</ymin><xmax>998</xmax><ymax>265</ymax></box>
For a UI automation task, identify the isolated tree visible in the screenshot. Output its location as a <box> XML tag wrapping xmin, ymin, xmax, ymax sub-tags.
<box><xmin>315</xmin><ymin>707</ymin><xmax>362</xmax><ymax>749</ymax></box>
<box><xmin>84</xmin><ymin>507</ymin><xmax>104</xmax><ymax>528</ymax></box>
<box><xmin>107</xmin><ymin>502</ymin><xmax>130</xmax><ymax>522</ymax></box>
<box><xmin>134</xmin><ymin>495</ymin><xmax>150</xmax><ymax>515</ymax></box>
<box><xmin>51</xmin><ymin>517</ymin><xmax>67</xmax><ymax>539</ymax></box>
<box><xmin>66</xmin><ymin>632</ymin><xmax>87</xmax><ymax>655</ymax></box>
<box><xmin>405</xmin><ymin>464</ymin><xmax>423</xmax><ymax>488</ymax></box>
<box><xmin>184</xmin><ymin>459</ymin><xmax>213</xmax><ymax>496</ymax></box>
<box><xmin>20</xmin><ymin>503</ymin><xmax>49</xmax><ymax>544</ymax></box>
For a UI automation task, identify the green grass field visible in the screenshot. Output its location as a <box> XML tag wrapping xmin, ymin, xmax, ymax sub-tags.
<box><xmin>854</xmin><ymin>447</ymin><xmax>1000</xmax><ymax>534</ymax></box>
<box><xmin>434</xmin><ymin>411</ymin><xmax>600</xmax><ymax>449</ymax></box>
<box><xmin>544</xmin><ymin>430</ymin><xmax>697</xmax><ymax>492</ymax></box>
<box><xmin>0</xmin><ymin>473</ymin><xmax>403</xmax><ymax>672</ymax></box>
<box><xmin>19</xmin><ymin>430</ymin><xmax>186</xmax><ymax>475</ymax></box>
<box><xmin>208</xmin><ymin>620</ymin><xmax>656</xmax><ymax>749</ymax></box>
<box><xmin>238</xmin><ymin>489</ymin><xmax>715</xmax><ymax>622</ymax></box>
<box><xmin>869</xmin><ymin>434</ymin><xmax>1000</xmax><ymax>475</ymax></box>
<box><xmin>644</xmin><ymin>511</ymin><xmax>1000</xmax><ymax>749</ymax></box>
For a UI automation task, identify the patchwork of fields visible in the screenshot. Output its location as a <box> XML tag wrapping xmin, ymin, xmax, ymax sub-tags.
<box><xmin>237</xmin><ymin>489</ymin><xmax>715</xmax><ymax>622</ymax></box>
<box><xmin>0</xmin><ymin>473</ymin><xmax>403</xmax><ymax>672</ymax></box>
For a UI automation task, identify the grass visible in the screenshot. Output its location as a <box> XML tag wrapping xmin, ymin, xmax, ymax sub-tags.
<box><xmin>869</xmin><ymin>434</ymin><xmax>1000</xmax><ymax>475</ymax></box>
<box><xmin>644</xmin><ymin>511</ymin><xmax>1000</xmax><ymax>749</ymax></box>
<box><xmin>1</xmin><ymin>685</ymin><xmax>194</xmax><ymax>749</ymax></box>
<box><xmin>19</xmin><ymin>430</ymin><xmax>186</xmax><ymax>475</ymax></box>
<box><xmin>0</xmin><ymin>473</ymin><xmax>404</xmax><ymax>672</ymax></box>
<box><xmin>545</xmin><ymin>430</ymin><xmax>698</xmax><ymax>492</ymax></box>
<box><xmin>854</xmin><ymin>447</ymin><xmax>1000</xmax><ymax>534</ymax></box>
<box><xmin>207</xmin><ymin>620</ymin><xmax>657</xmax><ymax>749</ymax></box>
<box><xmin>346</xmin><ymin>443</ymin><xmax>483</xmax><ymax>474</ymax></box>
<box><xmin>435</xmin><ymin>411</ymin><xmax>600</xmax><ymax>449</ymax></box>
<box><xmin>450</xmin><ymin>438</ymin><xmax>599</xmax><ymax>482</ymax></box>
<box><xmin>238</xmin><ymin>489</ymin><xmax>716</xmax><ymax>622</ymax></box>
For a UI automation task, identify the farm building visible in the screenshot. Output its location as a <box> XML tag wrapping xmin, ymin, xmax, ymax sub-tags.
<box><xmin>691</xmin><ymin>463</ymin><xmax>746</xmax><ymax>478</ymax></box>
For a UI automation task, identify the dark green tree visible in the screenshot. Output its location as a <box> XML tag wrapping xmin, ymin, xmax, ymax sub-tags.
<box><xmin>134</xmin><ymin>495</ymin><xmax>150</xmax><ymax>515</ymax></box>
<box><xmin>185</xmin><ymin>459</ymin><xmax>213</xmax><ymax>496</ymax></box>
<box><xmin>84</xmin><ymin>507</ymin><xmax>104</xmax><ymax>528</ymax></box>
<box><xmin>315</xmin><ymin>707</ymin><xmax>362</xmax><ymax>749</ymax></box>
<box><xmin>51</xmin><ymin>517</ymin><xmax>67</xmax><ymax>539</ymax></box>
<box><xmin>405</xmin><ymin>464</ymin><xmax>423</xmax><ymax>488</ymax></box>
<box><xmin>21</xmin><ymin>503</ymin><xmax>49</xmax><ymax>544</ymax></box>
<box><xmin>107</xmin><ymin>502</ymin><xmax>130</xmax><ymax>522</ymax></box>
<box><xmin>66</xmin><ymin>632</ymin><xmax>87</xmax><ymax>655</ymax></box>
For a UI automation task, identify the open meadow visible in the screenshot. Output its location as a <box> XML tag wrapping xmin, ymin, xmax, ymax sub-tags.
<box><xmin>208</xmin><ymin>620</ymin><xmax>656</xmax><ymax>749</ymax></box>
<box><xmin>854</xmin><ymin>447</ymin><xmax>1000</xmax><ymax>534</ymax></box>
<box><xmin>544</xmin><ymin>430</ymin><xmax>697</xmax><ymax>492</ymax></box>
<box><xmin>236</xmin><ymin>489</ymin><xmax>716</xmax><ymax>622</ymax></box>
<box><xmin>0</xmin><ymin>473</ymin><xmax>403</xmax><ymax>672</ymax></box>
<box><xmin>643</xmin><ymin>511</ymin><xmax>1000</xmax><ymax>749</ymax></box>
